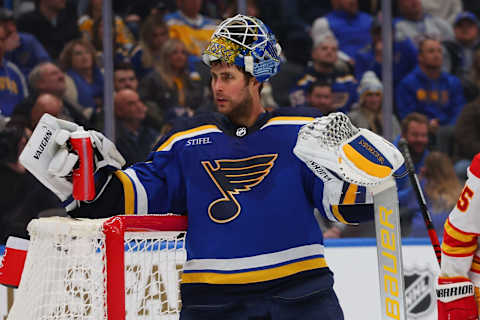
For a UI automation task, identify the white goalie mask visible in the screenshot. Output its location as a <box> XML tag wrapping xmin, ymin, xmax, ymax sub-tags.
<box><xmin>202</xmin><ymin>14</ymin><xmax>282</xmax><ymax>82</ymax></box>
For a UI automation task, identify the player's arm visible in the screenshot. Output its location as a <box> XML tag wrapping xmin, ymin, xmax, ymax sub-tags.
<box><xmin>303</xmin><ymin>165</ymin><xmax>374</xmax><ymax>225</ymax></box>
<box><xmin>436</xmin><ymin>153</ymin><xmax>480</xmax><ymax>320</ymax></box>
<box><xmin>19</xmin><ymin>114</ymin><xmax>184</xmax><ymax>218</ymax></box>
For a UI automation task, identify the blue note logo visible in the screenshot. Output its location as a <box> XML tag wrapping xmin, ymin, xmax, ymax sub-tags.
<box><xmin>202</xmin><ymin>154</ymin><xmax>278</xmax><ymax>223</ymax></box>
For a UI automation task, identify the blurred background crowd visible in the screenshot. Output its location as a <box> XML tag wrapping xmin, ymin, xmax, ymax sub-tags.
<box><xmin>0</xmin><ymin>0</ymin><xmax>478</xmax><ymax>243</ymax></box>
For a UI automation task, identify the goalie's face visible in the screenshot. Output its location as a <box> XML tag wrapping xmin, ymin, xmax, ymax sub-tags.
<box><xmin>210</xmin><ymin>63</ymin><xmax>258</xmax><ymax>118</ymax></box>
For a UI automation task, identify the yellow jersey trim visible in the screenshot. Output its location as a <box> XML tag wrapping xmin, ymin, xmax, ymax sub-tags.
<box><xmin>444</xmin><ymin>220</ymin><xmax>477</xmax><ymax>243</ymax></box>
<box><xmin>181</xmin><ymin>257</ymin><xmax>327</xmax><ymax>285</ymax></box>
<box><xmin>114</xmin><ymin>170</ymin><xmax>135</xmax><ymax>215</ymax></box>
<box><xmin>441</xmin><ymin>242</ymin><xmax>478</xmax><ymax>256</ymax></box>
<box><xmin>156</xmin><ymin>124</ymin><xmax>220</xmax><ymax>151</ymax></box>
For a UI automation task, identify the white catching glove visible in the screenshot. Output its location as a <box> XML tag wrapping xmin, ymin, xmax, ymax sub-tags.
<box><xmin>293</xmin><ymin>112</ymin><xmax>404</xmax><ymax>186</ymax></box>
<box><xmin>19</xmin><ymin>114</ymin><xmax>125</xmax><ymax>202</ymax></box>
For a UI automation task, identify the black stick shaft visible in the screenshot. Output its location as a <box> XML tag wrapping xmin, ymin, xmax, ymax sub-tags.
<box><xmin>398</xmin><ymin>139</ymin><xmax>442</xmax><ymax>266</ymax></box>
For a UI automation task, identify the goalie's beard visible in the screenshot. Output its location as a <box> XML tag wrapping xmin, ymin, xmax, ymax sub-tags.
<box><xmin>215</xmin><ymin>90</ymin><xmax>254</xmax><ymax>125</ymax></box>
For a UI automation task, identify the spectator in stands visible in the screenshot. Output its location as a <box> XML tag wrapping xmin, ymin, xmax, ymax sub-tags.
<box><xmin>9</xmin><ymin>62</ymin><xmax>89</xmax><ymax>128</ymax></box>
<box><xmin>0</xmin><ymin>123</ymin><xmax>62</xmax><ymax>243</ymax></box>
<box><xmin>348</xmin><ymin>71</ymin><xmax>401</xmax><ymax>138</ymax></box>
<box><xmin>463</xmin><ymin>46</ymin><xmax>480</xmax><ymax>101</ymax></box>
<box><xmin>398</xmin><ymin>113</ymin><xmax>430</xmax><ymax>170</ymax></box>
<box><xmin>0</xmin><ymin>24</ymin><xmax>28</xmax><ymax>118</ymax></box>
<box><xmin>78</xmin><ymin>0</ymin><xmax>135</xmax><ymax>52</ymax></box>
<box><xmin>421</xmin><ymin>0</ymin><xmax>463</xmax><ymax>24</ymax></box>
<box><xmin>305</xmin><ymin>81</ymin><xmax>335</xmax><ymax>115</ymax></box>
<box><xmin>89</xmin><ymin>18</ymin><xmax>130</xmax><ymax>69</ymax></box>
<box><xmin>289</xmin><ymin>33</ymin><xmax>357</xmax><ymax>112</ymax></box>
<box><xmin>130</xmin><ymin>15</ymin><xmax>169</xmax><ymax>80</ymax></box>
<box><xmin>0</xmin><ymin>8</ymin><xmax>50</xmax><ymax>79</ymax></box>
<box><xmin>396</xmin><ymin>37</ymin><xmax>465</xmax><ymax>153</ymax></box>
<box><xmin>114</xmin><ymin>63</ymin><xmax>138</xmax><ymax>92</ymax></box>
<box><xmin>395</xmin><ymin>112</ymin><xmax>430</xmax><ymax>235</ymax></box>
<box><xmin>164</xmin><ymin>0</ymin><xmax>218</xmax><ymax>58</ymax></box>
<box><xmin>452</xmin><ymin>95</ymin><xmax>480</xmax><ymax>181</ymax></box>
<box><xmin>354</xmin><ymin>16</ymin><xmax>418</xmax><ymax>89</ymax></box>
<box><xmin>114</xmin><ymin>89</ymin><xmax>159</xmax><ymax>166</ymax></box>
<box><xmin>59</xmin><ymin>39</ymin><xmax>104</xmax><ymax>120</ymax></box>
<box><xmin>407</xmin><ymin>151</ymin><xmax>461</xmax><ymax>238</ymax></box>
<box><xmin>139</xmin><ymin>38</ymin><xmax>204</xmax><ymax>131</ymax></box>
<box><xmin>30</xmin><ymin>93</ymin><xmax>65</xmax><ymax>129</ymax></box>
<box><xmin>394</xmin><ymin>0</ymin><xmax>454</xmax><ymax>46</ymax></box>
<box><xmin>443</xmin><ymin>12</ymin><xmax>480</xmax><ymax>79</ymax></box>
<box><xmin>311</xmin><ymin>0</ymin><xmax>373</xmax><ymax>59</ymax></box>
<box><xmin>17</xmin><ymin>0</ymin><xmax>80</xmax><ymax>59</ymax></box>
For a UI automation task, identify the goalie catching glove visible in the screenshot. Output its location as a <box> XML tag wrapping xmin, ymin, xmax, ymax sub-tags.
<box><xmin>293</xmin><ymin>113</ymin><xmax>405</xmax><ymax>186</ymax></box>
<box><xmin>19</xmin><ymin>114</ymin><xmax>125</xmax><ymax>203</ymax></box>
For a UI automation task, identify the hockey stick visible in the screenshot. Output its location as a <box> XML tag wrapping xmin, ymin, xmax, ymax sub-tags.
<box><xmin>397</xmin><ymin>138</ymin><xmax>441</xmax><ymax>266</ymax></box>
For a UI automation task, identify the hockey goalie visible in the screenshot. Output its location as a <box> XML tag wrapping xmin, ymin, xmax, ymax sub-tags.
<box><xmin>437</xmin><ymin>152</ymin><xmax>480</xmax><ymax>320</ymax></box>
<box><xmin>4</xmin><ymin>14</ymin><xmax>407</xmax><ymax>320</ymax></box>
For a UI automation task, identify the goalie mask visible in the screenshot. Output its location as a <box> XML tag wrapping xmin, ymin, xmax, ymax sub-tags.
<box><xmin>202</xmin><ymin>14</ymin><xmax>282</xmax><ymax>82</ymax></box>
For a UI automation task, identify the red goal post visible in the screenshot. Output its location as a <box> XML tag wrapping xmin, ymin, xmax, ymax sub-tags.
<box><xmin>8</xmin><ymin>214</ymin><xmax>188</xmax><ymax>320</ymax></box>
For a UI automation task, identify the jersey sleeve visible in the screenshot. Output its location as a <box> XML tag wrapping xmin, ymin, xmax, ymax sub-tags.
<box><xmin>441</xmin><ymin>153</ymin><xmax>480</xmax><ymax>280</ymax></box>
<box><xmin>69</xmin><ymin>131</ymin><xmax>187</xmax><ymax>218</ymax></box>
<box><xmin>113</xmin><ymin>147</ymin><xmax>186</xmax><ymax>215</ymax></box>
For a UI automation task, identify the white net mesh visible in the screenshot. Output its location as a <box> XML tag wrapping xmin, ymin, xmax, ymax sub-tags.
<box><xmin>303</xmin><ymin>113</ymin><xmax>359</xmax><ymax>151</ymax></box>
<box><xmin>7</xmin><ymin>216</ymin><xmax>186</xmax><ymax>320</ymax></box>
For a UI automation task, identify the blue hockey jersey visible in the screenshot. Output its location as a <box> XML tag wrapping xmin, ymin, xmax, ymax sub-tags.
<box><xmin>76</xmin><ymin>108</ymin><xmax>373</xmax><ymax>287</ymax></box>
<box><xmin>113</xmin><ymin>108</ymin><xmax>372</xmax><ymax>285</ymax></box>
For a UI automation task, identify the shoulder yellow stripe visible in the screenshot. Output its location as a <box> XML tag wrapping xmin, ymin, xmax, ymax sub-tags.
<box><xmin>341</xmin><ymin>144</ymin><xmax>392</xmax><ymax>178</ymax></box>
<box><xmin>266</xmin><ymin>116</ymin><xmax>314</xmax><ymax>124</ymax></box>
<box><xmin>181</xmin><ymin>257</ymin><xmax>326</xmax><ymax>285</ymax></box>
<box><xmin>441</xmin><ymin>242</ymin><xmax>478</xmax><ymax>256</ymax></box>
<box><xmin>114</xmin><ymin>170</ymin><xmax>135</xmax><ymax>215</ymax></box>
<box><xmin>157</xmin><ymin>124</ymin><xmax>219</xmax><ymax>151</ymax></box>
<box><xmin>444</xmin><ymin>220</ymin><xmax>477</xmax><ymax>243</ymax></box>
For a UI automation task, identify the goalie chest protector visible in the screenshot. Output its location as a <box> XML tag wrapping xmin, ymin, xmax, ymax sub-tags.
<box><xmin>119</xmin><ymin>108</ymin><xmax>338</xmax><ymax>285</ymax></box>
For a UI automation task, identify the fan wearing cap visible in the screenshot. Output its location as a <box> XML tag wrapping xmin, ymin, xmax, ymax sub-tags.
<box><xmin>443</xmin><ymin>11</ymin><xmax>480</xmax><ymax>79</ymax></box>
<box><xmin>289</xmin><ymin>31</ymin><xmax>358</xmax><ymax>112</ymax></box>
<box><xmin>348</xmin><ymin>71</ymin><xmax>401</xmax><ymax>138</ymax></box>
<box><xmin>23</xmin><ymin>15</ymin><xmax>405</xmax><ymax>320</ymax></box>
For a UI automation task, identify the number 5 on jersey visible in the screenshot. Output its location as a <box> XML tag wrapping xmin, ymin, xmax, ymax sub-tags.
<box><xmin>457</xmin><ymin>186</ymin><xmax>474</xmax><ymax>212</ymax></box>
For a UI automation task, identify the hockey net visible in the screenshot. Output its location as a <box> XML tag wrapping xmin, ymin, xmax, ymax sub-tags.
<box><xmin>7</xmin><ymin>215</ymin><xmax>188</xmax><ymax>320</ymax></box>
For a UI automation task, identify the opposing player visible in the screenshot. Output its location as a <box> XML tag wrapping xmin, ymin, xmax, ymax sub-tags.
<box><xmin>437</xmin><ymin>152</ymin><xmax>480</xmax><ymax>320</ymax></box>
<box><xmin>20</xmin><ymin>15</ymin><xmax>404</xmax><ymax>319</ymax></box>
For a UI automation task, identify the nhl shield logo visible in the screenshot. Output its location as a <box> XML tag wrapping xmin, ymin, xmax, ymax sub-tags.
<box><xmin>404</xmin><ymin>268</ymin><xmax>435</xmax><ymax>318</ymax></box>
